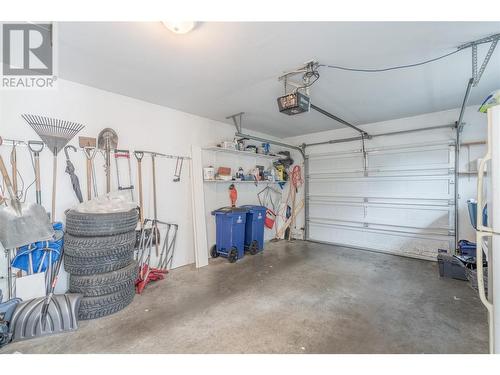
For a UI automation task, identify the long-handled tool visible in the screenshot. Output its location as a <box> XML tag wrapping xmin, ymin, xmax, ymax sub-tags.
<box><xmin>287</xmin><ymin>165</ymin><xmax>303</xmax><ymax>241</ymax></box>
<box><xmin>79</xmin><ymin>137</ymin><xmax>97</xmax><ymax>200</ymax></box>
<box><xmin>157</xmin><ymin>223</ymin><xmax>178</xmax><ymax>271</ymax></box>
<box><xmin>64</xmin><ymin>145</ymin><xmax>83</xmax><ymax>203</ymax></box>
<box><xmin>151</xmin><ymin>153</ymin><xmax>160</xmax><ymax>257</ymax></box>
<box><xmin>27</xmin><ymin>141</ymin><xmax>44</xmax><ymax>205</ymax></box>
<box><xmin>0</xmin><ymin>151</ymin><xmax>53</xmax><ymax>299</ymax></box>
<box><xmin>10</xmin><ymin>142</ymin><xmax>19</xmax><ymax>200</ymax></box>
<box><xmin>22</xmin><ymin>114</ymin><xmax>85</xmax><ymax>221</ymax></box>
<box><xmin>134</xmin><ymin>151</ymin><xmax>145</xmax><ymax>227</ymax></box>
<box><xmin>2</xmin><ymin>139</ymin><xmax>26</xmax><ymax>201</ymax></box>
<box><xmin>114</xmin><ymin>149</ymin><xmax>134</xmax><ymax>200</ymax></box>
<box><xmin>276</xmin><ymin>199</ymin><xmax>305</xmax><ymax>239</ymax></box>
<box><xmin>40</xmin><ymin>240</ymin><xmax>65</xmax><ymax>329</ymax></box>
<box><xmin>98</xmin><ymin>128</ymin><xmax>118</xmax><ymax>194</ymax></box>
<box><xmin>4</xmin><ymin>249</ymin><xmax>13</xmax><ymax>300</ymax></box>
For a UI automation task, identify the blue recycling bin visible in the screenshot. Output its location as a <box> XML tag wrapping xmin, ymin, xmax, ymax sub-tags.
<box><xmin>467</xmin><ymin>199</ymin><xmax>488</xmax><ymax>230</ymax></box>
<box><xmin>240</xmin><ymin>205</ymin><xmax>267</xmax><ymax>254</ymax></box>
<box><xmin>211</xmin><ymin>207</ymin><xmax>248</xmax><ymax>263</ymax></box>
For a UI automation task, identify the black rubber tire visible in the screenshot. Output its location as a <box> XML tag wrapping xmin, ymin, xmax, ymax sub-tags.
<box><xmin>65</xmin><ymin>209</ymin><xmax>139</xmax><ymax>237</ymax></box>
<box><xmin>210</xmin><ymin>245</ymin><xmax>219</xmax><ymax>258</ymax></box>
<box><xmin>65</xmin><ymin>231</ymin><xmax>136</xmax><ymax>258</ymax></box>
<box><xmin>64</xmin><ymin>252</ymin><xmax>134</xmax><ymax>276</ymax></box>
<box><xmin>249</xmin><ymin>240</ymin><xmax>259</xmax><ymax>255</ymax></box>
<box><xmin>69</xmin><ymin>261</ymin><xmax>139</xmax><ymax>297</ymax></box>
<box><xmin>63</xmin><ymin>232</ymin><xmax>135</xmax><ymax>276</ymax></box>
<box><xmin>228</xmin><ymin>247</ymin><xmax>238</xmax><ymax>263</ymax></box>
<box><xmin>78</xmin><ymin>284</ymin><xmax>135</xmax><ymax>320</ymax></box>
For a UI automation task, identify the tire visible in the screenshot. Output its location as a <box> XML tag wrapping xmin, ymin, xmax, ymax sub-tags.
<box><xmin>65</xmin><ymin>209</ymin><xmax>139</xmax><ymax>237</ymax></box>
<box><xmin>64</xmin><ymin>251</ymin><xmax>134</xmax><ymax>276</ymax></box>
<box><xmin>69</xmin><ymin>261</ymin><xmax>139</xmax><ymax>297</ymax></box>
<box><xmin>228</xmin><ymin>247</ymin><xmax>238</xmax><ymax>263</ymax></box>
<box><xmin>65</xmin><ymin>231</ymin><xmax>136</xmax><ymax>258</ymax></box>
<box><xmin>249</xmin><ymin>240</ymin><xmax>259</xmax><ymax>255</ymax></box>
<box><xmin>78</xmin><ymin>284</ymin><xmax>135</xmax><ymax>320</ymax></box>
<box><xmin>210</xmin><ymin>245</ymin><xmax>219</xmax><ymax>258</ymax></box>
<box><xmin>63</xmin><ymin>232</ymin><xmax>135</xmax><ymax>276</ymax></box>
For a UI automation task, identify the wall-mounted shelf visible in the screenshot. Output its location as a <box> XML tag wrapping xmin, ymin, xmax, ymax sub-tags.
<box><xmin>204</xmin><ymin>180</ymin><xmax>285</xmax><ymax>184</ymax></box>
<box><xmin>202</xmin><ymin>146</ymin><xmax>282</xmax><ymax>160</ymax></box>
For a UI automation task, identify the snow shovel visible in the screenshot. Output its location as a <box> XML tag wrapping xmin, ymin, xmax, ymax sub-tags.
<box><xmin>9</xmin><ymin>294</ymin><xmax>81</xmax><ymax>342</ymax></box>
<box><xmin>0</xmin><ymin>154</ymin><xmax>54</xmax><ymax>250</ymax></box>
<box><xmin>9</xmin><ymin>232</ymin><xmax>82</xmax><ymax>342</ymax></box>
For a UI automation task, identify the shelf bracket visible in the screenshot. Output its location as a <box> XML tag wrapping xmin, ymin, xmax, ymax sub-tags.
<box><xmin>226</xmin><ymin>112</ymin><xmax>244</xmax><ymax>133</ymax></box>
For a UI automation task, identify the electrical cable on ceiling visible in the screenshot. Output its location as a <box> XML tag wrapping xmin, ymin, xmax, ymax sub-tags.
<box><xmin>318</xmin><ymin>48</ymin><xmax>463</xmax><ymax>73</ymax></box>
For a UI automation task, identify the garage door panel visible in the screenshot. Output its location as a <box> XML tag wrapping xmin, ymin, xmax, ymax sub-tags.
<box><xmin>309</xmin><ymin>222</ymin><xmax>451</xmax><ymax>260</ymax></box>
<box><xmin>368</xmin><ymin>147</ymin><xmax>451</xmax><ymax>170</ymax></box>
<box><xmin>308</xmin><ymin>177</ymin><xmax>453</xmax><ymax>200</ymax></box>
<box><xmin>309</xmin><ymin>203</ymin><xmax>451</xmax><ymax>232</ymax></box>
<box><xmin>306</xmin><ymin>141</ymin><xmax>455</xmax><ymax>259</ymax></box>
<box><xmin>366</xmin><ymin>204</ymin><xmax>450</xmax><ymax>229</ymax></box>
<box><xmin>309</xmin><ymin>202</ymin><xmax>365</xmax><ymax>222</ymax></box>
<box><xmin>308</xmin><ymin>154</ymin><xmax>363</xmax><ymax>173</ymax></box>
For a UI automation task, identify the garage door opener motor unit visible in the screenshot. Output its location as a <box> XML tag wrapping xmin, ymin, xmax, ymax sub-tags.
<box><xmin>277</xmin><ymin>92</ymin><xmax>310</xmax><ymax>115</ymax></box>
<box><xmin>277</xmin><ymin>60</ymin><xmax>319</xmax><ymax>115</ymax></box>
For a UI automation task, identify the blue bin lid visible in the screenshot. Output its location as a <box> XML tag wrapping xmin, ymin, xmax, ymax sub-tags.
<box><xmin>211</xmin><ymin>206</ymin><xmax>248</xmax><ymax>215</ymax></box>
<box><xmin>240</xmin><ymin>205</ymin><xmax>267</xmax><ymax>212</ymax></box>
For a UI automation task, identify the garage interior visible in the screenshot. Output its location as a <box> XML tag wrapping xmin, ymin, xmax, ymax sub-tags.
<box><xmin>0</xmin><ymin>21</ymin><xmax>499</xmax><ymax>355</ymax></box>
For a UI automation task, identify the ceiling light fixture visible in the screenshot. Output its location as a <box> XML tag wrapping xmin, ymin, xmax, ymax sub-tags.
<box><xmin>162</xmin><ymin>21</ymin><xmax>196</xmax><ymax>34</ymax></box>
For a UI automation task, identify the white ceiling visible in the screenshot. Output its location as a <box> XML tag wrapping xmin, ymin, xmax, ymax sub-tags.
<box><xmin>55</xmin><ymin>22</ymin><xmax>500</xmax><ymax>138</ymax></box>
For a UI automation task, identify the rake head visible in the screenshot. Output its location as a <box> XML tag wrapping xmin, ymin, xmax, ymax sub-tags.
<box><xmin>22</xmin><ymin>114</ymin><xmax>85</xmax><ymax>156</ymax></box>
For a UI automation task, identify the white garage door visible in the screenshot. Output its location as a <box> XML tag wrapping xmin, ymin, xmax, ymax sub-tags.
<box><xmin>306</xmin><ymin>140</ymin><xmax>456</xmax><ymax>260</ymax></box>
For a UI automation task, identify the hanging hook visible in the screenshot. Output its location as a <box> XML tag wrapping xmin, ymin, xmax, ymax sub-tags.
<box><xmin>64</xmin><ymin>145</ymin><xmax>77</xmax><ymax>160</ymax></box>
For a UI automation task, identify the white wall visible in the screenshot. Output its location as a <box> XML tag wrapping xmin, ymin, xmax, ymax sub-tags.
<box><xmin>285</xmin><ymin>105</ymin><xmax>488</xmax><ymax>246</ymax></box>
<box><xmin>0</xmin><ymin>79</ymin><xmax>279</xmax><ymax>293</ymax></box>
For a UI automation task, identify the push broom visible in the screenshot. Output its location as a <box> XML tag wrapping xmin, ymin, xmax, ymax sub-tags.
<box><xmin>22</xmin><ymin>114</ymin><xmax>84</xmax><ymax>221</ymax></box>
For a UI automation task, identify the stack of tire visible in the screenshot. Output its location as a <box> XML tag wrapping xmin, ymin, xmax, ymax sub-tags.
<box><xmin>64</xmin><ymin>209</ymin><xmax>139</xmax><ymax>320</ymax></box>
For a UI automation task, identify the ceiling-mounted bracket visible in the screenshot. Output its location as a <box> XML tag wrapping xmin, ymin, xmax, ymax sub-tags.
<box><xmin>471</xmin><ymin>40</ymin><xmax>497</xmax><ymax>86</ymax></box>
<box><xmin>278</xmin><ymin>60</ymin><xmax>319</xmax><ymax>96</ymax></box>
<box><xmin>458</xmin><ymin>33</ymin><xmax>500</xmax><ymax>87</ymax></box>
<box><xmin>226</xmin><ymin>112</ymin><xmax>244</xmax><ymax>133</ymax></box>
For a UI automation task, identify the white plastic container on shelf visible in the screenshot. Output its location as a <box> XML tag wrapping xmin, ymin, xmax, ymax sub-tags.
<box><xmin>203</xmin><ymin>166</ymin><xmax>215</xmax><ymax>180</ymax></box>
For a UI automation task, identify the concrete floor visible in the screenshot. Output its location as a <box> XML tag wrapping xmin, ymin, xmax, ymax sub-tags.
<box><xmin>1</xmin><ymin>240</ymin><xmax>489</xmax><ymax>354</ymax></box>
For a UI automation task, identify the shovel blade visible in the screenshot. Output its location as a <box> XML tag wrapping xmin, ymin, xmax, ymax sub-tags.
<box><xmin>9</xmin><ymin>294</ymin><xmax>82</xmax><ymax>342</ymax></box>
<box><xmin>0</xmin><ymin>200</ymin><xmax>54</xmax><ymax>249</ymax></box>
